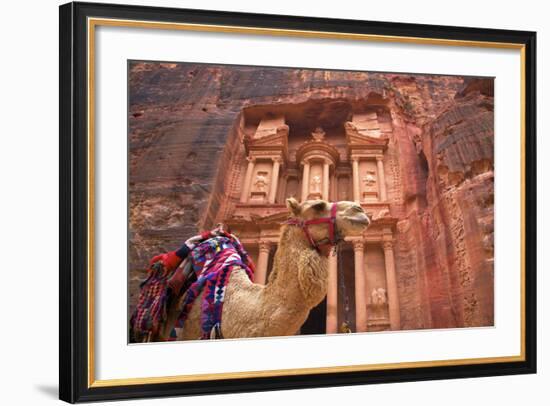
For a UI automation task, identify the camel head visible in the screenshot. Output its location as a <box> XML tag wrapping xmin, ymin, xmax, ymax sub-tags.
<box><xmin>285</xmin><ymin>198</ymin><xmax>370</xmax><ymax>245</ymax></box>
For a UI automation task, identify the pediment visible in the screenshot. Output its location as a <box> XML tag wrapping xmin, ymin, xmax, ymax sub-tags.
<box><xmin>345</xmin><ymin>121</ymin><xmax>389</xmax><ymax>147</ymax></box>
<box><xmin>245</xmin><ymin>124</ymin><xmax>289</xmax><ymax>156</ymax></box>
<box><xmin>256</xmin><ymin>210</ymin><xmax>291</xmax><ymax>224</ymax></box>
<box><xmin>248</xmin><ymin>133</ymin><xmax>287</xmax><ymax>148</ymax></box>
<box><xmin>346</xmin><ymin>131</ymin><xmax>389</xmax><ymax>147</ymax></box>
<box><xmin>226</xmin><ymin>206</ymin><xmax>290</xmax><ymax>227</ymax></box>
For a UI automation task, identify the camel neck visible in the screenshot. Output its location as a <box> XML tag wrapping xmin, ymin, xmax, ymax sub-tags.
<box><xmin>266</xmin><ymin>226</ymin><xmax>310</xmax><ymax>288</ymax></box>
<box><xmin>263</xmin><ymin>225</ymin><xmax>328</xmax><ymax>306</ymax></box>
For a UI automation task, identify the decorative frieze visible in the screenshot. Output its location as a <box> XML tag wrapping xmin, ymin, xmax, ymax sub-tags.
<box><xmin>232</xmin><ymin>107</ymin><xmax>400</xmax><ymax>334</ymax></box>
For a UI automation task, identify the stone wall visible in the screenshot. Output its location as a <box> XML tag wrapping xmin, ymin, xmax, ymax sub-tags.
<box><xmin>128</xmin><ymin>61</ymin><xmax>494</xmax><ymax>329</ymax></box>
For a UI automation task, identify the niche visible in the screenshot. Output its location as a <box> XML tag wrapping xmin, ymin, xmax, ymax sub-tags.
<box><xmin>366</xmin><ymin>245</ymin><xmax>390</xmax><ymax>331</ymax></box>
<box><xmin>248</xmin><ymin>161</ymin><xmax>272</xmax><ymax>203</ymax></box>
<box><xmin>285</xmin><ymin>176</ymin><xmax>299</xmax><ymax>199</ymax></box>
<box><xmin>337</xmin><ymin>175</ymin><xmax>351</xmax><ymax>201</ymax></box>
<box><xmin>359</xmin><ymin>160</ymin><xmax>379</xmax><ymax>202</ymax></box>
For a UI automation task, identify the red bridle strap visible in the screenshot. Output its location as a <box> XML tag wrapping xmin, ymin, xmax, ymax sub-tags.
<box><xmin>283</xmin><ymin>203</ymin><xmax>339</xmax><ymax>251</ymax></box>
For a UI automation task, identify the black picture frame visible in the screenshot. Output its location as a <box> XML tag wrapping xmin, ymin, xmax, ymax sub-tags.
<box><xmin>59</xmin><ymin>1</ymin><xmax>537</xmax><ymax>403</ymax></box>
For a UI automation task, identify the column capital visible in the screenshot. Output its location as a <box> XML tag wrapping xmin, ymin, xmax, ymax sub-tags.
<box><xmin>271</xmin><ymin>156</ymin><xmax>283</xmax><ymax>164</ymax></box>
<box><xmin>301</xmin><ymin>158</ymin><xmax>311</xmax><ymax>166</ymax></box>
<box><xmin>382</xmin><ymin>240</ymin><xmax>394</xmax><ymax>250</ymax></box>
<box><xmin>324</xmin><ymin>160</ymin><xmax>336</xmax><ymax>170</ymax></box>
<box><xmin>352</xmin><ymin>239</ymin><xmax>365</xmax><ymax>252</ymax></box>
<box><xmin>259</xmin><ymin>240</ymin><xmax>271</xmax><ymax>252</ymax></box>
<box><xmin>255</xmin><ymin>242</ymin><xmax>271</xmax><ymax>285</ymax></box>
<box><xmin>246</xmin><ymin>156</ymin><xmax>256</xmax><ymax>163</ymax></box>
<box><xmin>375</xmin><ymin>155</ymin><xmax>384</xmax><ymax>162</ymax></box>
<box><xmin>351</xmin><ymin>156</ymin><xmax>360</xmax><ymax>163</ymax></box>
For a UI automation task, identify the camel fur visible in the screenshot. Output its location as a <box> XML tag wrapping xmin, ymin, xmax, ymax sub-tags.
<box><xmin>163</xmin><ymin>198</ymin><xmax>370</xmax><ymax>340</ymax></box>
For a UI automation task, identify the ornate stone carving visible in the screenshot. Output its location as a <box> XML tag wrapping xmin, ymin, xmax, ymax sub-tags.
<box><xmin>296</xmin><ymin>133</ymin><xmax>339</xmax><ymax>168</ymax></box>
<box><xmin>254</xmin><ymin>172</ymin><xmax>269</xmax><ymax>192</ymax></box>
<box><xmin>130</xmin><ymin>67</ymin><xmax>494</xmax><ymax>334</ymax></box>
<box><xmin>311</xmin><ymin>126</ymin><xmax>326</xmax><ymax>141</ymax></box>
<box><xmin>370</xmin><ymin>287</ymin><xmax>388</xmax><ymax>306</ymax></box>
<box><xmin>362</xmin><ymin>170</ymin><xmax>377</xmax><ymax>188</ymax></box>
<box><xmin>352</xmin><ymin>239</ymin><xmax>364</xmax><ymax>252</ymax></box>
<box><xmin>258</xmin><ymin>240</ymin><xmax>271</xmax><ymax>253</ymax></box>
<box><xmin>310</xmin><ymin>174</ymin><xmax>322</xmax><ymax>193</ymax></box>
<box><xmin>382</xmin><ymin>240</ymin><xmax>393</xmax><ymax>251</ymax></box>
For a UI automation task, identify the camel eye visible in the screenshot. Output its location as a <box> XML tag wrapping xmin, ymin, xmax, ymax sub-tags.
<box><xmin>351</xmin><ymin>205</ymin><xmax>363</xmax><ymax>212</ymax></box>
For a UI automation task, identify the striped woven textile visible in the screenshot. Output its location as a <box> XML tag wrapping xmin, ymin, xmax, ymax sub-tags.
<box><xmin>129</xmin><ymin>263</ymin><xmax>174</xmax><ymax>343</ymax></box>
<box><xmin>174</xmin><ymin>235</ymin><xmax>255</xmax><ymax>339</ymax></box>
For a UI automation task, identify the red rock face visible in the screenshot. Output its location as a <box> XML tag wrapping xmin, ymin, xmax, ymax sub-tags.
<box><xmin>128</xmin><ymin>62</ymin><xmax>494</xmax><ymax>330</ymax></box>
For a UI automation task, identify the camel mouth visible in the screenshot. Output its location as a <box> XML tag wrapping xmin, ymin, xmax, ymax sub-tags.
<box><xmin>347</xmin><ymin>214</ymin><xmax>370</xmax><ymax>227</ymax></box>
<box><xmin>343</xmin><ymin>214</ymin><xmax>370</xmax><ymax>236</ymax></box>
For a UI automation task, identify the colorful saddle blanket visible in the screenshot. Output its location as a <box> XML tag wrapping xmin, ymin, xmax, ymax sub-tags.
<box><xmin>174</xmin><ymin>235</ymin><xmax>255</xmax><ymax>339</ymax></box>
<box><xmin>130</xmin><ymin>262</ymin><xmax>178</xmax><ymax>343</ymax></box>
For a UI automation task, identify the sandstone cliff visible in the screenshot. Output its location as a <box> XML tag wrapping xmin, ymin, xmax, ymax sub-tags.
<box><xmin>128</xmin><ymin>62</ymin><xmax>494</xmax><ymax>329</ymax></box>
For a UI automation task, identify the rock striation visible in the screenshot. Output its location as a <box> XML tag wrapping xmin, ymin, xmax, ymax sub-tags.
<box><xmin>128</xmin><ymin>62</ymin><xmax>494</xmax><ymax>330</ymax></box>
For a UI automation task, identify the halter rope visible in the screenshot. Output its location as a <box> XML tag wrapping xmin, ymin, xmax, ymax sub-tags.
<box><xmin>283</xmin><ymin>203</ymin><xmax>340</xmax><ymax>252</ymax></box>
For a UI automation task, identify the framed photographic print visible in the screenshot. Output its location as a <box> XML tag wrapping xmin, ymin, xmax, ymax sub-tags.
<box><xmin>59</xmin><ymin>1</ymin><xmax>537</xmax><ymax>403</ymax></box>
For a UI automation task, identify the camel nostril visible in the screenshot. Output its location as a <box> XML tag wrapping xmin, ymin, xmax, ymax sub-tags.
<box><xmin>348</xmin><ymin>213</ymin><xmax>370</xmax><ymax>226</ymax></box>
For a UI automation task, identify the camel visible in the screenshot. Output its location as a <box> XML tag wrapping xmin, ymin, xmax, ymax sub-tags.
<box><xmin>163</xmin><ymin>198</ymin><xmax>370</xmax><ymax>340</ymax></box>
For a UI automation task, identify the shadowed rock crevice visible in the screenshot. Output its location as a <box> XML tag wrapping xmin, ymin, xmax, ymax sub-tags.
<box><xmin>128</xmin><ymin>62</ymin><xmax>494</xmax><ymax>331</ymax></box>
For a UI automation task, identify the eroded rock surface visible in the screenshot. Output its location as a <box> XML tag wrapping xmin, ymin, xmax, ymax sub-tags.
<box><xmin>128</xmin><ymin>62</ymin><xmax>493</xmax><ymax>329</ymax></box>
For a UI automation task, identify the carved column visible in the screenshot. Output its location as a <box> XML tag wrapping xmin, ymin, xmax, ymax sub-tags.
<box><xmin>255</xmin><ymin>241</ymin><xmax>271</xmax><ymax>285</ymax></box>
<box><xmin>330</xmin><ymin>172</ymin><xmax>337</xmax><ymax>202</ymax></box>
<box><xmin>277</xmin><ymin>174</ymin><xmax>287</xmax><ymax>204</ymax></box>
<box><xmin>268</xmin><ymin>157</ymin><xmax>281</xmax><ymax>204</ymax></box>
<box><xmin>301</xmin><ymin>160</ymin><xmax>311</xmax><ymax>202</ymax></box>
<box><xmin>240</xmin><ymin>157</ymin><xmax>255</xmax><ymax>203</ymax></box>
<box><xmin>353</xmin><ymin>240</ymin><xmax>368</xmax><ymax>332</ymax></box>
<box><xmin>326</xmin><ymin>252</ymin><xmax>338</xmax><ymax>334</ymax></box>
<box><xmin>376</xmin><ymin>156</ymin><xmax>387</xmax><ymax>201</ymax></box>
<box><xmin>383</xmin><ymin>240</ymin><xmax>400</xmax><ymax>330</ymax></box>
<box><xmin>352</xmin><ymin>157</ymin><xmax>360</xmax><ymax>203</ymax></box>
<box><xmin>322</xmin><ymin>162</ymin><xmax>330</xmax><ymax>201</ymax></box>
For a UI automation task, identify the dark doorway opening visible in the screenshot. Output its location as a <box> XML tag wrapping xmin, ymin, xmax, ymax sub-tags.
<box><xmin>300</xmin><ymin>297</ymin><xmax>327</xmax><ymax>335</ymax></box>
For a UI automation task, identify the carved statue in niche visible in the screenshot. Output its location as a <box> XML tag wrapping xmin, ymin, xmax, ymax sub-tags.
<box><xmin>254</xmin><ymin>172</ymin><xmax>269</xmax><ymax>192</ymax></box>
<box><xmin>311</xmin><ymin>127</ymin><xmax>326</xmax><ymax>141</ymax></box>
<box><xmin>370</xmin><ymin>287</ymin><xmax>387</xmax><ymax>306</ymax></box>
<box><xmin>369</xmin><ymin>287</ymin><xmax>388</xmax><ymax>322</ymax></box>
<box><xmin>362</xmin><ymin>170</ymin><xmax>377</xmax><ymax>189</ymax></box>
<box><xmin>310</xmin><ymin>174</ymin><xmax>322</xmax><ymax>193</ymax></box>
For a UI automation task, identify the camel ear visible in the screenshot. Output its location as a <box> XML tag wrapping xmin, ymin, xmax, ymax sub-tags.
<box><xmin>307</xmin><ymin>200</ymin><xmax>327</xmax><ymax>212</ymax></box>
<box><xmin>286</xmin><ymin>197</ymin><xmax>301</xmax><ymax>216</ymax></box>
